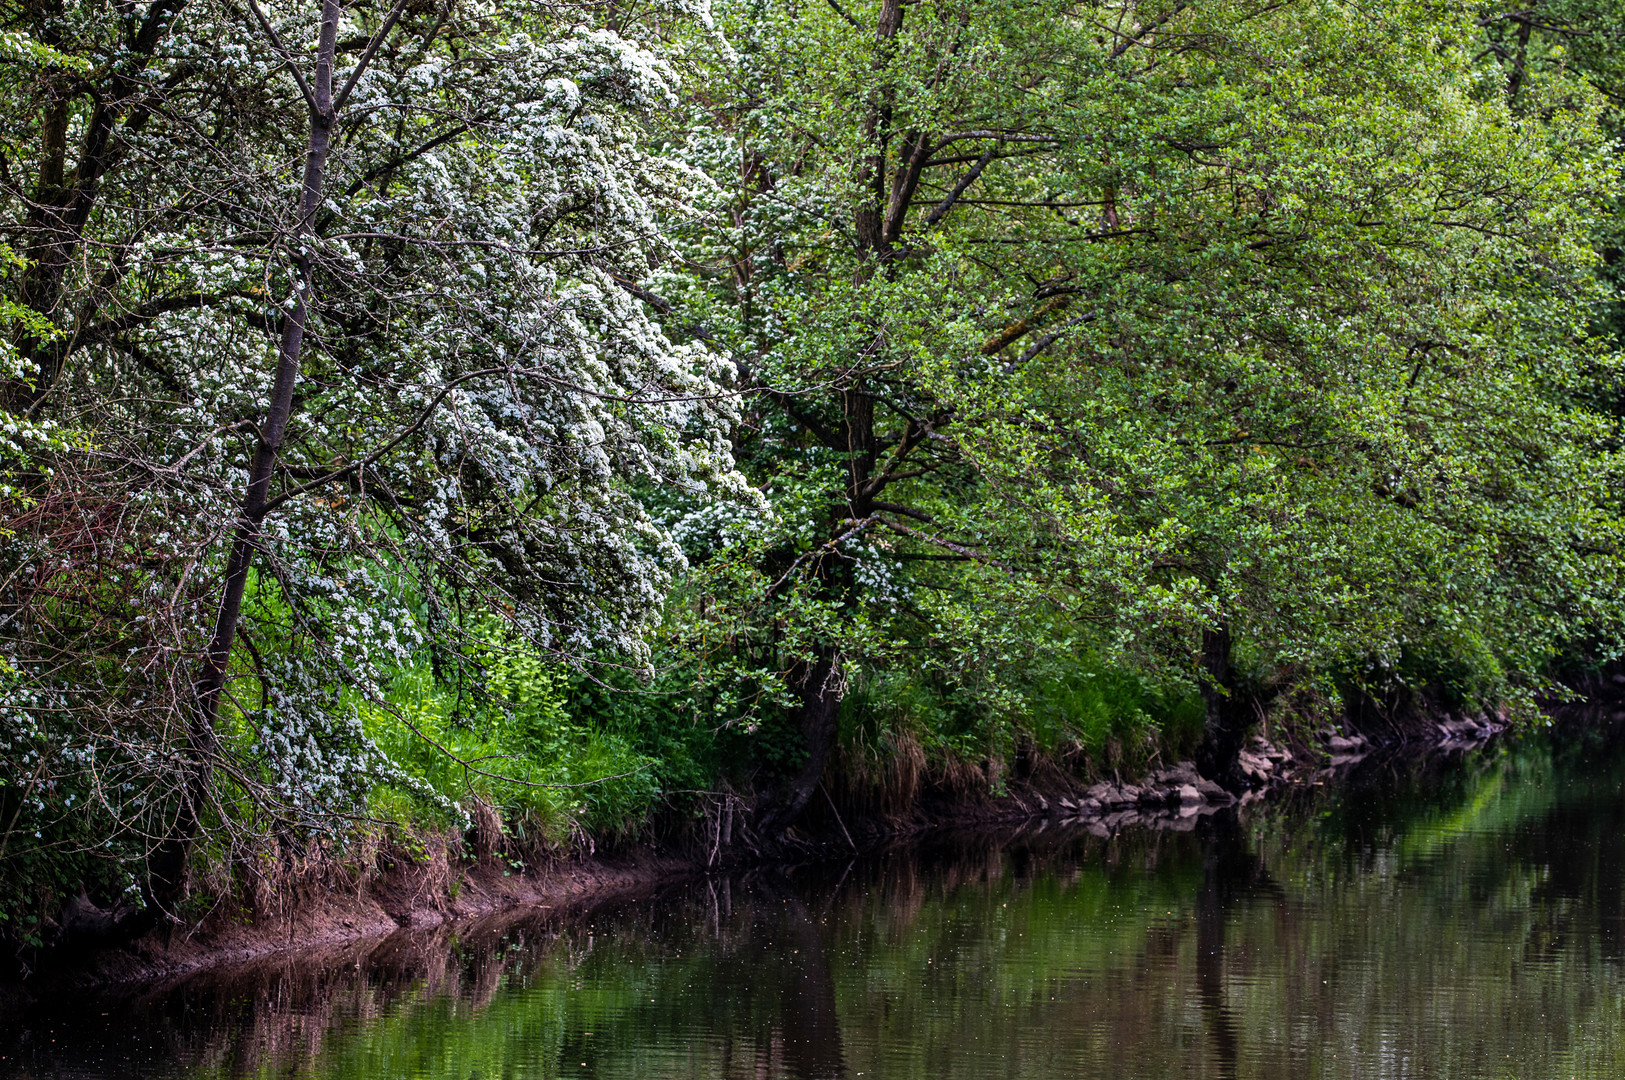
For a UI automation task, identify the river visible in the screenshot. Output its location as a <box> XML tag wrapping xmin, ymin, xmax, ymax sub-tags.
<box><xmin>3</xmin><ymin>726</ymin><xmax>1624</xmax><ymax>1079</ymax></box>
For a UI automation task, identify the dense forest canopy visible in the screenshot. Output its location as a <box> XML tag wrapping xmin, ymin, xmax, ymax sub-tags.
<box><xmin>1</xmin><ymin>0</ymin><xmax>1624</xmax><ymax>941</ymax></box>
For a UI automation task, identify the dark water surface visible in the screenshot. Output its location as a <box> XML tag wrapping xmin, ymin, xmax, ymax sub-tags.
<box><xmin>5</xmin><ymin>730</ymin><xmax>1625</xmax><ymax>1079</ymax></box>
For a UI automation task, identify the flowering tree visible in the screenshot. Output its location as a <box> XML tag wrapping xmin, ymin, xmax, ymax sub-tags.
<box><xmin>0</xmin><ymin>0</ymin><xmax>743</xmax><ymax>924</ymax></box>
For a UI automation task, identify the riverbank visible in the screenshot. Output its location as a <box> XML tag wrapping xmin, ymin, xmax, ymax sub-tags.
<box><xmin>3</xmin><ymin>712</ymin><xmax>1519</xmax><ymax>1004</ymax></box>
<box><xmin>10</xmin><ymin>724</ymin><xmax>1617</xmax><ymax>1080</ymax></box>
<box><xmin>3</xmin><ymin>848</ymin><xmax>710</xmax><ymax>1001</ymax></box>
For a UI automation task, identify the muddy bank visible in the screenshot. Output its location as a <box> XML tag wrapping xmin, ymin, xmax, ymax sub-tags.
<box><xmin>11</xmin><ymin>730</ymin><xmax>1622</xmax><ymax>1080</ymax></box>
<box><xmin>2</xmin><ymin>848</ymin><xmax>700</xmax><ymax>1004</ymax></box>
<box><xmin>1</xmin><ymin>719</ymin><xmax>1509</xmax><ymax>1002</ymax></box>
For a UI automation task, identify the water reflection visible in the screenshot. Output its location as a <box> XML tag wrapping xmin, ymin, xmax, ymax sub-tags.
<box><xmin>1195</xmin><ymin>815</ymin><xmax>1260</xmax><ymax>1080</ymax></box>
<box><xmin>5</xmin><ymin>732</ymin><xmax>1625</xmax><ymax>1079</ymax></box>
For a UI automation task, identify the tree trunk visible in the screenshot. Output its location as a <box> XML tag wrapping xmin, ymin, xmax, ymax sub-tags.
<box><xmin>1</xmin><ymin>0</ymin><xmax>189</xmax><ymax>415</ymax></box>
<box><xmin>853</xmin><ymin>0</ymin><xmax>906</xmax><ymax>258</ymax></box>
<box><xmin>756</xmin><ymin>647</ymin><xmax>841</xmax><ymax>844</ymax></box>
<box><xmin>144</xmin><ymin>0</ymin><xmax>341</xmax><ymax>914</ymax></box>
<box><xmin>755</xmin><ymin>0</ymin><xmax>903</xmax><ymax>844</ymax></box>
<box><xmin>1194</xmin><ymin>624</ymin><xmax>1253</xmax><ymax>792</ymax></box>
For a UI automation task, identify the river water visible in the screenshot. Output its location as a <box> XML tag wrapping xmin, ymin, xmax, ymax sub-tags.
<box><xmin>4</xmin><ymin>728</ymin><xmax>1625</xmax><ymax>1079</ymax></box>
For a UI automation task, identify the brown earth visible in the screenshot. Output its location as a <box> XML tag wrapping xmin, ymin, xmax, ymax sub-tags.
<box><xmin>9</xmin><ymin>847</ymin><xmax>699</xmax><ymax>1005</ymax></box>
<box><xmin>5</xmin><ymin>720</ymin><xmax>1508</xmax><ymax>1001</ymax></box>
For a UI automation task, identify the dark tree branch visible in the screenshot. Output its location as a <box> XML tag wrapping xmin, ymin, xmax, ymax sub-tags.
<box><xmin>824</xmin><ymin>0</ymin><xmax>863</xmax><ymax>29</ymax></box>
<box><xmin>262</xmin><ymin>366</ymin><xmax>503</xmax><ymax>514</ymax></box>
<box><xmin>871</xmin><ymin>500</ymin><xmax>933</xmax><ymax>522</ymax></box>
<box><xmin>246</xmin><ymin>0</ymin><xmax>317</xmax><ymax>111</ymax></box>
<box><xmin>332</xmin><ymin>0</ymin><xmax>410</xmax><ymax>114</ymax></box>
<box><xmin>980</xmin><ymin>295</ymin><xmax>1070</xmax><ymax>355</ymax></box>
<box><xmin>884</xmin><ymin>130</ymin><xmax>932</xmax><ymax>242</ymax></box>
<box><xmin>344</xmin><ymin>123</ymin><xmax>473</xmax><ymax>196</ymax></box>
<box><xmin>69</xmin><ymin>290</ymin><xmax>258</xmax><ymax>347</ymax></box>
<box><xmin>1002</xmin><ymin>312</ymin><xmax>1096</xmax><ymax>374</ymax></box>
<box><xmin>922</xmin><ymin>143</ymin><xmax>998</xmax><ymax>230</ymax></box>
<box><xmin>1105</xmin><ymin>3</ymin><xmax>1190</xmax><ymax>61</ymax></box>
<box><xmin>873</xmin><ymin>516</ymin><xmax>1021</xmax><ymax>576</ymax></box>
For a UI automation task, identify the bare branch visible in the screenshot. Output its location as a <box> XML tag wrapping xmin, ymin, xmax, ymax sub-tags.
<box><xmin>332</xmin><ymin>0</ymin><xmax>411</xmax><ymax>115</ymax></box>
<box><xmin>246</xmin><ymin>0</ymin><xmax>318</xmax><ymax>112</ymax></box>
<box><xmin>922</xmin><ymin>143</ymin><xmax>998</xmax><ymax>230</ymax></box>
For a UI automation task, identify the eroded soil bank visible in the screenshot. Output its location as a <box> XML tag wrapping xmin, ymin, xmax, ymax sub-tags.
<box><xmin>1</xmin><ymin>715</ymin><xmax>1518</xmax><ymax>1003</ymax></box>
<box><xmin>13</xmin><ymin>733</ymin><xmax>1618</xmax><ymax>1080</ymax></box>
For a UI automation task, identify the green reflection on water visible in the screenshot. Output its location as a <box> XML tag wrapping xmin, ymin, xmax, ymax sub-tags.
<box><xmin>7</xmin><ymin>732</ymin><xmax>1625</xmax><ymax>1080</ymax></box>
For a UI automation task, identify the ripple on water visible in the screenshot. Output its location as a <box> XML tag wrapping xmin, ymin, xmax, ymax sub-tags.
<box><xmin>5</xmin><ymin>733</ymin><xmax>1625</xmax><ymax>1080</ymax></box>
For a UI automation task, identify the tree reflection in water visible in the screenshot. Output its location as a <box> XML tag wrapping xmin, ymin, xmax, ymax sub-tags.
<box><xmin>6</xmin><ymin>733</ymin><xmax>1625</xmax><ymax>1079</ymax></box>
<box><xmin>767</xmin><ymin>878</ymin><xmax>848</xmax><ymax>1079</ymax></box>
<box><xmin>1194</xmin><ymin>812</ymin><xmax>1295</xmax><ymax>1080</ymax></box>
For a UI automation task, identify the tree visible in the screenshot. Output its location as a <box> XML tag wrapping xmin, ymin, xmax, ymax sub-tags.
<box><xmin>655</xmin><ymin>0</ymin><xmax>1625</xmax><ymax>808</ymax></box>
<box><xmin>0</xmin><ymin>0</ymin><xmax>742</xmax><ymax>924</ymax></box>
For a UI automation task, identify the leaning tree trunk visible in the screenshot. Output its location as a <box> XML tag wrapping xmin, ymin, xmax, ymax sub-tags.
<box><xmin>143</xmin><ymin>0</ymin><xmax>347</xmax><ymax>915</ymax></box>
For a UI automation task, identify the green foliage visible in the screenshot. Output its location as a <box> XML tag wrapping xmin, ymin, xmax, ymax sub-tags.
<box><xmin>12</xmin><ymin>0</ymin><xmax>1625</xmax><ymax>935</ymax></box>
<box><xmin>1027</xmin><ymin>660</ymin><xmax>1207</xmax><ymax>760</ymax></box>
<box><xmin>838</xmin><ymin>651</ymin><xmax>1205</xmax><ymax>771</ymax></box>
<box><xmin>840</xmin><ymin>672</ymin><xmax>991</xmax><ymax>764</ymax></box>
<box><xmin>357</xmin><ymin>633</ymin><xmax>664</xmax><ymax>841</ymax></box>
<box><xmin>641</xmin><ymin>0</ymin><xmax>1625</xmax><ymax>751</ymax></box>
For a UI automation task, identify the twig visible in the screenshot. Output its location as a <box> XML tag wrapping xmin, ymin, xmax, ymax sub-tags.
<box><xmin>246</xmin><ymin>0</ymin><xmax>317</xmax><ymax>112</ymax></box>
<box><xmin>332</xmin><ymin>0</ymin><xmax>410</xmax><ymax>114</ymax></box>
<box><xmin>819</xmin><ymin>780</ymin><xmax>857</xmax><ymax>851</ymax></box>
